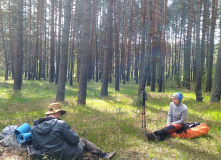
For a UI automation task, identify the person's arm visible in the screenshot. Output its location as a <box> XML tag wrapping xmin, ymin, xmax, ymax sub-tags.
<box><xmin>167</xmin><ymin>103</ymin><xmax>173</xmax><ymax>126</ymax></box>
<box><xmin>61</xmin><ymin>122</ymin><xmax>80</xmax><ymax>145</ymax></box>
<box><xmin>172</xmin><ymin>107</ymin><xmax>188</xmax><ymax>124</ymax></box>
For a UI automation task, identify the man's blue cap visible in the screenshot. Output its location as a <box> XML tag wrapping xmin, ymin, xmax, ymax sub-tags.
<box><xmin>173</xmin><ymin>92</ymin><xmax>183</xmax><ymax>102</ymax></box>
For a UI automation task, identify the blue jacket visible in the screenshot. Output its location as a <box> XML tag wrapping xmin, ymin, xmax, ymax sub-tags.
<box><xmin>31</xmin><ymin>117</ymin><xmax>83</xmax><ymax>159</ymax></box>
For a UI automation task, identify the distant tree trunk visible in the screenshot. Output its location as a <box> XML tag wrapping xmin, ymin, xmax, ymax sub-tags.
<box><xmin>39</xmin><ymin>1</ymin><xmax>44</xmax><ymax>80</ymax></box>
<box><xmin>122</xmin><ymin>0</ymin><xmax>128</xmax><ymax>85</ymax></box>
<box><xmin>43</xmin><ymin>4</ymin><xmax>47</xmax><ymax>80</ymax></box>
<box><xmin>49</xmin><ymin>0</ymin><xmax>55</xmax><ymax>83</ymax></box>
<box><xmin>210</xmin><ymin>20</ymin><xmax>221</xmax><ymax>102</ymax></box>
<box><xmin>206</xmin><ymin>0</ymin><xmax>218</xmax><ymax>92</ymax></box>
<box><xmin>101</xmin><ymin>0</ymin><xmax>113</xmax><ymax>96</ymax></box>
<box><xmin>139</xmin><ymin>0</ymin><xmax>146</xmax><ymax>83</ymax></box>
<box><xmin>151</xmin><ymin>0</ymin><xmax>159</xmax><ymax>91</ymax></box>
<box><xmin>27</xmin><ymin>0</ymin><xmax>32</xmax><ymax>80</ymax></box>
<box><xmin>158</xmin><ymin>0</ymin><xmax>167</xmax><ymax>92</ymax></box>
<box><xmin>89</xmin><ymin>0</ymin><xmax>97</xmax><ymax>81</ymax></box>
<box><xmin>70</xmin><ymin>0</ymin><xmax>78</xmax><ymax>86</ymax></box>
<box><xmin>13</xmin><ymin>0</ymin><xmax>23</xmax><ymax>90</ymax></box>
<box><xmin>134</xmin><ymin>37</ymin><xmax>140</xmax><ymax>84</ymax></box>
<box><xmin>0</xmin><ymin>3</ymin><xmax>9</xmax><ymax>81</ymax></box>
<box><xmin>56</xmin><ymin>0</ymin><xmax>72</xmax><ymax>102</ymax></box>
<box><xmin>78</xmin><ymin>0</ymin><xmax>91</xmax><ymax>105</ymax></box>
<box><xmin>183</xmin><ymin>0</ymin><xmax>193</xmax><ymax>89</ymax></box>
<box><xmin>138</xmin><ymin>0</ymin><xmax>151</xmax><ymax>96</ymax></box>
<box><xmin>195</xmin><ymin>0</ymin><xmax>203</xmax><ymax>102</ymax></box>
<box><xmin>126</xmin><ymin>1</ymin><xmax>134</xmax><ymax>82</ymax></box>
<box><xmin>33</xmin><ymin>0</ymin><xmax>40</xmax><ymax>80</ymax></box>
<box><xmin>201</xmin><ymin>0</ymin><xmax>209</xmax><ymax>72</ymax></box>
<box><xmin>174</xmin><ymin>17</ymin><xmax>178</xmax><ymax>78</ymax></box>
<box><xmin>55</xmin><ymin>0</ymin><xmax>62</xmax><ymax>84</ymax></box>
<box><xmin>114</xmin><ymin>0</ymin><xmax>120</xmax><ymax>91</ymax></box>
<box><xmin>8</xmin><ymin>0</ymin><xmax>14</xmax><ymax>79</ymax></box>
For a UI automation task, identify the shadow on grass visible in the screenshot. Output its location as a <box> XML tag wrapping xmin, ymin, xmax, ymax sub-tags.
<box><xmin>166</xmin><ymin>138</ymin><xmax>220</xmax><ymax>160</ymax></box>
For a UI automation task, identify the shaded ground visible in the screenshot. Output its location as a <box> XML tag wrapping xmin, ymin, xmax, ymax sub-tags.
<box><xmin>0</xmin><ymin>145</ymin><xmax>28</xmax><ymax>160</ymax></box>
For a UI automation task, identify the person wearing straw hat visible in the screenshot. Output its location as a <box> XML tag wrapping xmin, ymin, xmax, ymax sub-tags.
<box><xmin>146</xmin><ymin>92</ymin><xmax>188</xmax><ymax>142</ymax></box>
<box><xmin>31</xmin><ymin>103</ymin><xmax>116</xmax><ymax>160</ymax></box>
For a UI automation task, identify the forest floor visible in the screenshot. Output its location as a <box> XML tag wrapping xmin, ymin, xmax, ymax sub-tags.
<box><xmin>0</xmin><ymin>77</ymin><xmax>220</xmax><ymax>160</ymax></box>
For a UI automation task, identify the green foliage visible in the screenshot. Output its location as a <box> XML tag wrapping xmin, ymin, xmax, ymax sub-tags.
<box><xmin>0</xmin><ymin>77</ymin><xmax>220</xmax><ymax>160</ymax></box>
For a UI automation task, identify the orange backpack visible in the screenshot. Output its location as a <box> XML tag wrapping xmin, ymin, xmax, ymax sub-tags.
<box><xmin>170</xmin><ymin>123</ymin><xmax>210</xmax><ymax>139</ymax></box>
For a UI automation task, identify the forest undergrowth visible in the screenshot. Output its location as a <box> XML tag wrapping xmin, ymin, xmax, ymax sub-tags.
<box><xmin>0</xmin><ymin>77</ymin><xmax>220</xmax><ymax>160</ymax></box>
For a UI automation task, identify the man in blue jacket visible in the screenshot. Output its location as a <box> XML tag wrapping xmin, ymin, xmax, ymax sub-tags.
<box><xmin>31</xmin><ymin>103</ymin><xmax>116</xmax><ymax>160</ymax></box>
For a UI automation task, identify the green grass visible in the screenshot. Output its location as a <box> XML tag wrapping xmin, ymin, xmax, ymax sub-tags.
<box><xmin>0</xmin><ymin>77</ymin><xmax>220</xmax><ymax>160</ymax></box>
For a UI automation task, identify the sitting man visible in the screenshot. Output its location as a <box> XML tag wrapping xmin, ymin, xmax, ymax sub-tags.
<box><xmin>31</xmin><ymin>103</ymin><xmax>116</xmax><ymax>160</ymax></box>
<box><xmin>146</xmin><ymin>92</ymin><xmax>188</xmax><ymax>142</ymax></box>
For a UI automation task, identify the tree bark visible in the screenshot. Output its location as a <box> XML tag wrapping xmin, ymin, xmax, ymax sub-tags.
<box><xmin>49</xmin><ymin>0</ymin><xmax>55</xmax><ymax>83</ymax></box>
<box><xmin>151</xmin><ymin>0</ymin><xmax>159</xmax><ymax>91</ymax></box>
<box><xmin>210</xmin><ymin>20</ymin><xmax>221</xmax><ymax>102</ymax></box>
<box><xmin>138</xmin><ymin>0</ymin><xmax>152</xmax><ymax>96</ymax></box>
<box><xmin>101</xmin><ymin>0</ymin><xmax>113</xmax><ymax>96</ymax></box>
<box><xmin>0</xmin><ymin>3</ymin><xmax>9</xmax><ymax>81</ymax></box>
<box><xmin>78</xmin><ymin>0</ymin><xmax>91</xmax><ymax>104</ymax></box>
<box><xmin>139</xmin><ymin>0</ymin><xmax>146</xmax><ymax>83</ymax></box>
<box><xmin>201</xmin><ymin>0</ymin><xmax>209</xmax><ymax>72</ymax></box>
<box><xmin>70</xmin><ymin>0</ymin><xmax>78</xmax><ymax>86</ymax></box>
<box><xmin>126</xmin><ymin>1</ymin><xmax>134</xmax><ymax>82</ymax></box>
<box><xmin>56</xmin><ymin>0</ymin><xmax>72</xmax><ymax>102</ymax></box>
<box><xmin>55</xmin><ymin>0</ymin><xmax>62</xmax><ymax>84</ymax></box>
<box><xmin>114</xmin><ymin>0</ymin><xmax>120</xmax><ymax>91</ymax></box>
<box><xmin>195</xmin><ymin>0</ymin><xmax>203</xmax><ymax>102</ymax></box>
<box><xmin>183</xmin><ymin>0</ymin><xmax>193</xmax><ymax>89</ymax></box>
<box><xmin>158</xmin><ymin>0</ymin><xmax>167</xmax><ymax>92</ymax></box>
<box><xmin>206</xmin><ymin>0</ymin><xmax>218</xmax><ymax>92</ymax></box>
<box><xmin>13</xmin><ymin>0</ymin><xmax>23</xmax><ymax>90</ymax></box>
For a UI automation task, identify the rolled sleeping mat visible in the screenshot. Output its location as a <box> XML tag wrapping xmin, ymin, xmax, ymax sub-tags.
<box><xmin>14</xmin><ymin>123</ymin><xmax>31</xmax><ymax>136</ymax></box>
<box><xmin>17</xmin><ymin>132</ymin><xmax>32</xmax><ymax>143</ymax></box>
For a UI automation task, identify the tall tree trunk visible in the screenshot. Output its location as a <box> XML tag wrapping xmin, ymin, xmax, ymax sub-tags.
<box><xmin>114</xmin><ymin>0</ymin><xmax>120</xmax><ymax>91</ymax></box>
<box><xmin>56</xmin><ymin>0</ymin><xmax>72</xmax><ymax>102</ymax></box>
<box><xmin>78</xmin><ymin>0</ymin><xmax>91</xmax><ymax>104</ymax></box>
<box><xmin>139</xmin><ymin>0</ymin><xmax>146</xmax><ymax>83</ymax></box>
<box><xmin>0</xmin><ymin>3</ymin><xmax>9</xmax><ymax>81</ymax></box>
<box><xmin>210</xmin><ymin>20</ymin><xmax>221</xmax><ymax>102</ymax></box>
<box><xmin>195</xmin><ymin>0</ymin><xmax>203</xmax><ymax>101</ymax></box>
<box><xmin>206</xmin><ymin>0</ymin><xmax>218</xmax><ymax>92</ymax></box>
<box><xmin>138</xmin><ymin>0</ymin><xmax>152</xmax><ymax>96</ymax></box>
<box><xmin>13</xmin><ymin>0</ymin><xmax>23</xmax><ymax>90</ymax></box>
<box><xmin>49</xmin><ymin>0</ymin><xmax>55</xmax><ymax>83</ymax></box>
<box><xmin>183</xmin><ymin>0</ymin><xmax>194</xmax><ymax>89</ymax></box>
<box><xmin>101</xmin><ymin>0</ymin><xmax>113</xmax><ymax>96</ymax></box>
<box><xmin>55</xmin><ymin>0</ymin><xmax>62</xmax><ymax>84</ymax></box>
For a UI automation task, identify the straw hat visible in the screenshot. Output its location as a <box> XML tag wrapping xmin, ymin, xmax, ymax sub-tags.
<box><xmin>45</xmin><ymin>103</ymin><xmax>66</xmax><ymax>115</ymax></box>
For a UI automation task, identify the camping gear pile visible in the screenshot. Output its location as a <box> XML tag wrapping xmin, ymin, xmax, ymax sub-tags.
<box><xmin>0</xmin><ymin>123</ymin><xmax>42</xmax><ymax>159</ymax></box>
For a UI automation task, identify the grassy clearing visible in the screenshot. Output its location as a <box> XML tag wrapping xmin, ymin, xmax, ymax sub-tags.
<box><xmin>0</xmin><ymin>77</ymin><xmax>220</xmax><ymax>160</ymax></box>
